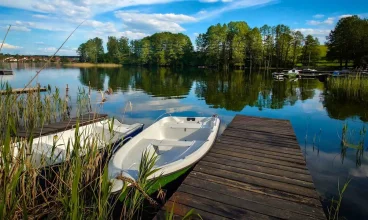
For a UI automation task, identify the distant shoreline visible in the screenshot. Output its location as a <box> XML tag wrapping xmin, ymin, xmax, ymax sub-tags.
<box><xmin>63</xmin><ymin>63</ymin><xmax>122</xmax><ymax>67</ymax></box>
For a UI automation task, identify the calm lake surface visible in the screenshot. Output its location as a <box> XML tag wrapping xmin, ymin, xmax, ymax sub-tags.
<box><xmin>3</xmin><ymin>63</ymin><xmax>368</xmax><ymax>219</ymax></box>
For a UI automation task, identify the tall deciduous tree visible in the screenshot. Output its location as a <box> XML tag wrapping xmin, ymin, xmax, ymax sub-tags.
<box><xmin>327</xmin><ymin>16</ymin><xmax>368</xmax><ymax>68</ymax></box>
<box><xmin>301</xmin><ymin>35</ymin><xmax>321</xmax><ymax>66</ymax></box>
<box><xmin>84</xmin><ymin>37</ymin><xmax>104</xmax><ymax>63</ymax></box>
<box><xmin>291</xmin><ymin>31</ymin><xmax>304</xmax><ymax>66</ymax></box>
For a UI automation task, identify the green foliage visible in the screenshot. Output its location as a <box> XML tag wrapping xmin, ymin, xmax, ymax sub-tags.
<box><xmin>77</xmin><ymin>37</ymin><xmax>104</xmax><ymax>63</ymax></box>
<box><xmin>327</xmin><ymin>16</ymin><xmax>368</xmax><ymax>68</ymax></box>
<box><xmin>106</xmin><ymin>36</ymin><xmax>130</xmax><ymax>64</ymax></box>
<box><xmin>301</xmin><ymin>35</ymin><xmax>321</xmax><ymax>66</ymax></box>
<box><xmin>328</xmin><ymin>179</ymin><xmax>351</xmax><ymax>220</ymax></box>
<box><xmin>0</xmin><ymin>87</ymin><xmax>160</xmax><ymax>219</ymax></box>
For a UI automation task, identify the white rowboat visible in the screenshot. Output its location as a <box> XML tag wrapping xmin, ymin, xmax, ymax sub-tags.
<box><xmin>14</xmin><ymin>119</ymin><xmax>144</xmax><ymax>168</ymax></box>
<box><xmin>108</xmin><ymin>116</ymin><xmax>220</xmax><ymax>193</ymax></box>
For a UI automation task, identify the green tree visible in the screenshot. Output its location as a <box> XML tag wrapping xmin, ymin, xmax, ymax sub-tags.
<box><xmin>291</xmin><ymin>31</ymin><xmax>304</xmax><ymax>66</ymax></box>
<box><xmin>301</xmin><ymin>35</ymin><xmax>321</xmax><ymax>66</ymax></box>
<box><xmin>107</xmin><ymin>36</ymin><xmax>120</xmax><ymax>63</ymax></box>
<box><xmin>260</xmin><ymin>25</ymin><xmax>275</xmax><ymax>68</ymax></box>
<box><xmin>327</xmin><ymin>16</ymin><xmax>368</xmax><ymax>68</ymax></box>
<box><xmin>228</xmin><ymin>21</ymin><xmax>249</xmax><ymax>67</ymax></box>
<box><xmin>246</xmin><ymin>27</ymin><xmax>263</xmax><ymax>68</ymax></box>
<box><xmin>77</xmin><ymin>43</ymin><xmax>87</xmax><ymax>62</ymax></box>
<box><xmin>84</xmin><ymin>37</ymin><xmax>104</xmax><ymax>63</ymax></box>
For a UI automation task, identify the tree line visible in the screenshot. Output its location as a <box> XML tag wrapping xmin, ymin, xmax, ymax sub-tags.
<box><xmin>77</xmin><ymin>32</ymin><xmax>193</xmax><ymax>67</ymax></box>
<box><xmin>76</xmin><ymin>16</ymin><xmax>367</xmax><ymax>69</ymax></box>
<box><xmin>195</xmin><ymin>22</ymin><xmax>320</xmax><ymax>69</ymax></box>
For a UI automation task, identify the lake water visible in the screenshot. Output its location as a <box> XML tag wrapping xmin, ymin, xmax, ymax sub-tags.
<box><xmin>3</xmin><ymin>63</ymin><xmax>368</xmax><ymax>219</ymax></box>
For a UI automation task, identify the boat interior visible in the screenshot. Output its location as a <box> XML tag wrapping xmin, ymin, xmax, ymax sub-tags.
<box><xmin>113</xmin><ymin>116</ymin><xmax>218</xmax><ymax>179</ymax></box>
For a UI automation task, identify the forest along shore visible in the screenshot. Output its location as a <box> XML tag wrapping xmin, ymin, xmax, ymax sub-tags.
<box><xmin>76</xmin><ymin>16</ymin><xmax>367</xmax><ymax>70</ymax></box>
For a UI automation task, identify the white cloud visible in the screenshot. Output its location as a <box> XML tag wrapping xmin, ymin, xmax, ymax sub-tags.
<box><xmin>32</xmin><ymin>14</ymin><xmax>52</xmax><ymax>19</ymax></box>
<box><xmin>196</xmin><ymin>0</ymin><xmax>275</xmax><ymax>20</ymax></box>
<box><xmin>313</xmin><ymin>14</ymin><xmax>324</xmax><ymax>19</ymax></box>
<box><xmin>307</xmin><ymin>17</ymin><xmax>335</xmax><ymax>25</ymax></box>
<box><xmin>0</xmin><ymin>0</ymin><xmax>180</xmax><ymax>18</ymax></box>
<box><xmin>0</xmin><ymin>0</ymin><xmax>275</xmax><ymax>20</ymax></box>
<box><xmin>200</xmin><ymin>0</ymin><xmax>221</xmax><ymax>2</ymax></box>
<box><xmin>200</xmin><ymin>0</ymin><xmax>234</xmax><ymax>2</ymax></box>
<box><xmin>32</xmin><ymin>2</ymin><xmax>56</xmax><ymax>12</ymax></box>
<box><xmin>339</xmin><ymin>14</ymin><xmax>353</xmax><ymax>19</ymax></box>
<box><xmin>294</xmin><ymin>28</ymin><xmax>331</xmax><ymax>43</ymax></box>
<box><xmin>1</xmin><ymin>43</ymin><xmax>22</xmax><ymax>49</ymax></box>
<box><xmin>37</xmin><ymin>46</ymin><xmax>77</xmax><ymax>55</ymax></box>
<box><xmin>3</xmin><ymin>25</ymin><xmax>31</xmax><ymax>32</ymax></box>
<box><xmin>11</xmin><ymin>20</ymin><xmax>72</xmax><ymax>32</ymax></box>
<box><xmin>115</xmin><ymin>11</ymin><xmax>197</xmax><ymax>33</ymax></box>
<box><xmin>294</xmin><ymin>28</ymin><xmax>331</xmax><ymax>36</ymax></box>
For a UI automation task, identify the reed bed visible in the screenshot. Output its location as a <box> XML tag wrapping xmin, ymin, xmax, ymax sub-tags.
<box><xmin>326</xmin><ymin>75</ymin><xmax>368</xmax><ymax>105</ymax></box>
<box><xmin>0</xmin><ymin>82</ymin><xmax>71</xmax><ymax>137</ymax></box>
<box><xmin>0</xmin><ymin>86</ymin><xmax>162</xmax><ymax>219</ymax></box>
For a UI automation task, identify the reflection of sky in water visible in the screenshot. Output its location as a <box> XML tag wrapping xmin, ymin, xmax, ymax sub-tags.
<box><xmin>4</xmin><ymin>65</ymin><xmax>368</xmax><ymax>219</ymax></box>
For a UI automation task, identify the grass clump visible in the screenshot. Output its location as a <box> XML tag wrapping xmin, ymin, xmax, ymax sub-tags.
<box><xmin>326</xmin><ymin>75</ymin><xmax>368</xmax><ymax>105</ymax></box>
<box><xmin>0</xmin><ymin>87</ymin><xmax>160</xmax><ymax>219</ymax></box>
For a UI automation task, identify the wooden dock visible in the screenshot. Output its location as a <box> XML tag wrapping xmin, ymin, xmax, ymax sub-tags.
<box><xmin>0</xmin><ymin>69</ymin><xmax>13</xmax><ymax>75</ymax></box>
<box><xmin>15</xmin><ymin>113</ymin><xmax>108</xmax><ymax>138</ymax></box>
<box><xmin>155</xmin><ymin>115</ymin><xmax>326</xmax><ymax>220</ymax></box>
<box><xmin>0</xmin><ymin>87</ymin><xmax>47</xmax><ymax>95</ymax></box>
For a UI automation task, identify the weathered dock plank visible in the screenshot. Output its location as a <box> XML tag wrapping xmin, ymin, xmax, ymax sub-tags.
<box><xmin>0</xmin><ymin>87</ymin><xmax>47</xmax><ymax>94</ymax></box>
<box><xmin>0</xmin><ymin>69</ymin><xmax>13</xmax><ymax>75</ymax></box>
<box><xmin>155</xmin><ymin>114</ymin><xmax>326</xmax><ymax>220</ymax></box>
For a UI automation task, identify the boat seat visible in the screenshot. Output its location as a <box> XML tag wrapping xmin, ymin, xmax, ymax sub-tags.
<box><xmin>149</xmin><ymin>139</ymin><xmax>195</xmax><ymax>147</ymax></box>
<box><xmin>143</xmin><ymin>139</ymin><xmax>195</xmax><ymax>157</ymax></box>
<box><xmin>164</xmin><ymin>122</ymin><xmax>203</xmax><ymax>129</ymax></box>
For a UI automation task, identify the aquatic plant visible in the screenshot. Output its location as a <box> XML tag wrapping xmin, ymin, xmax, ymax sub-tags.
<box><xmin>326</xmin><ymin>75</ymin><xmax>368</xmax><ymax>105</ymax></box>
<box><xmin>340</xmin><ymin>122</ymin><xmax>365</xmax><ymax>167</ymax></box>
<box><xmin>328</xmin><ymin>179</ymin><xmax>351</xmax><ymax>220</ymax></box>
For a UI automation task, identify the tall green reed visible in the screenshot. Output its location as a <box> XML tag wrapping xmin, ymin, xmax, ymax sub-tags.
<box><xmin>0</xmin><ymin>87</ymin><xmax>160</xmax><ymax>219</ymax></box>
<box><xmin>326</xmin><ymin>75</ymin><xmax>368</xmax><ymax>105</ymax></box>
<box><xmin>328</xmin><ymin>179</ymin><xmax>351</xmax><ymax>220</ymax></box>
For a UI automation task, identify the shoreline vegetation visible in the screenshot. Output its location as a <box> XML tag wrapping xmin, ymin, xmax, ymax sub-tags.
<box><xmin>74</xmin><ymin>16</ymin><xmax>368</xmax><ymax>70</ymax></box>
<box><xmin>0</xmin><ymin>83</ymin><xmax>166</xmax><ymax>219</ymax></box>
<box><xmin>63</xmin><ymin>62</ymin><xmax>122</xmax><ymax>67</ymax></box>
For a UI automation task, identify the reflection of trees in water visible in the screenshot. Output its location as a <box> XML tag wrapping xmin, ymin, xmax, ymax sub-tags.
<box><xmin>78</xmin><ymin>68</ymin><xmax>106</xmax><ymax>90</ymax></box>
<box><xmin>323</xmin><ymin>92</ymin><xmax>368</xmax><ymax>122</ymax></box>
<box><xmin>340</xmin><ymin>123</ymin><xmax>366</xmax><ymax>167</ymax></box>
<box><xmin>77</xmin><ymin>67</ymin><xmax>352</xmax><ymax>114</ymax></box>
<box><xmin>78</xmin><ymin>67</ymin><xmax>194</xmax><ymax>99</ymax></box>
<box><xmin>195</xmin><ymin>71</ymin><xmax>254</xmax><ymax>111</ymax></box>
<box><xmin>325</xmin><ymin>99</ymin><xmax>368</xmax><ymax>122</ymax></box>
<box><xmin>132</xmin><ymin>68</ymin><xmax>194</xmax><ymax>99</ymax></box>
<box><xmin>195</xmin><ymin>71</ymin><xmax>323</xmax><ymax>111</ymax></box>
<box><xmin>104</xmin><ymin>68</ymin><xmax>132</xmax><ymax>91</ymax></box>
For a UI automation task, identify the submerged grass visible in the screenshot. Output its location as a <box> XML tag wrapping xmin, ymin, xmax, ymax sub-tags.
<box><xmin>328</xmin><ymin>179</ymin><xmax>351</xmax><ymax>220</ymax></box>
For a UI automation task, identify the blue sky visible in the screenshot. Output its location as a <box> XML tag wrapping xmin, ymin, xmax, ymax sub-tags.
<box><xmin>0</xmin><ymin>0</ymin><xmax>367</xmax><ymax>56</ymax></box>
